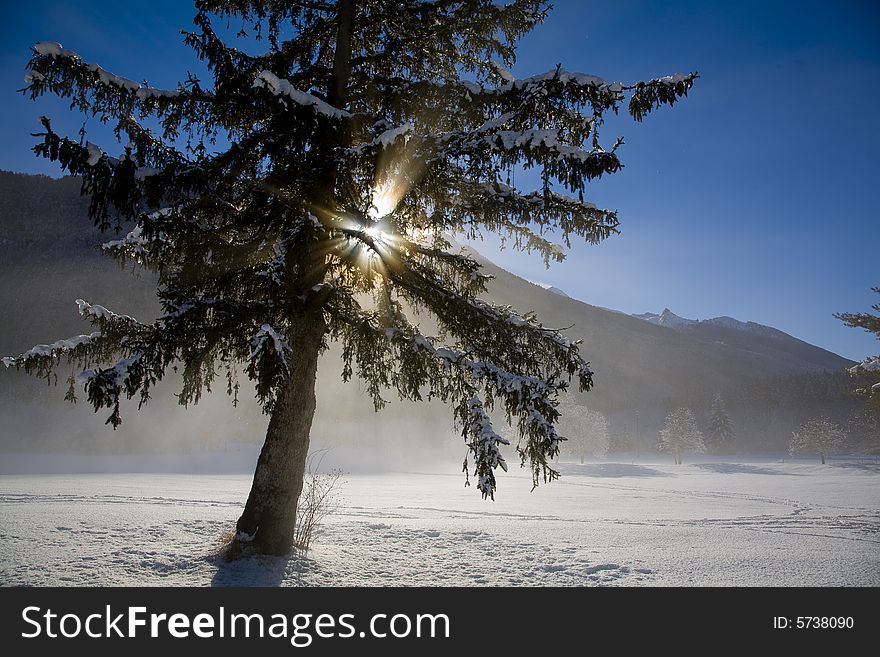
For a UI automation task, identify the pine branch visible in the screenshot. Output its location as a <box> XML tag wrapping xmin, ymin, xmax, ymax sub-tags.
<box><xmin>24</xmin><ymin>42</ymin><xmax>217</xmax><ymax>145</ymax></box>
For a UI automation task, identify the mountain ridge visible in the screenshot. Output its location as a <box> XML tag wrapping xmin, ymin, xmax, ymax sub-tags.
<box><xmin>634</xmin><ymin>307</ymin><xmax>789</xmax><ymax>340</ymax></box>
<box><xmin>462</xmin><ymin>244</ymin><xmax>851</xmax><ymax>374</ymax></box>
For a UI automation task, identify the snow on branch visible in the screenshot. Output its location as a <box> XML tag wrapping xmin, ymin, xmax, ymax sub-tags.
<box><xmin>25</xmin><ymin>44</ymin><xmax>214</xmax><ymax>182</ymax></box>
<box><xmin>467</xmin><ymin>296</ymin><xmax>585</xmax><ymax>356</ymax></box>
<box><xmin>374</xmin><ymin>124</ymin><xmax>413</xmax><ymax>148</ymax></box>
<box><xmin>490</xmin><ymin>66</ymin><xmax>697</xmax><ymax>121</ymax></box>
<box><xmin>33</xmin><ymin>41</ymin><xmax>78</xmax><ymax>59</ymax></box>
<box><xmin>85</xmin><ymin>142</ymin><xmax>107</xmax><ymax>166</ymax></box>
<box><xmin>101</xmin><ymin>225</ymin><xmax>148</xmax><ymax>257</ymax></box>
<box><xmin>427</xmin><ymin>126</ymin><xmax>622</xmax><ymax>193</ymax></box>
<box><xmin>101</xmin><ymin>207</ymin><xmax>183</xmax><ymax>264</ymax></box>
<box><xmin>250</xmin><ymin>324</ymin><xmax>290</xmax><ymax>363</ymax></box>
<box><xmin>468</xmin><ymin>131</ymin><xmax>619</xmax><ymax>189</ymax></box>
<box><xmin>381</xmin><ymin>326</ymin><xmax>565</xmax><ymax>497</ymax></box>
<box><xmin>848</xmin><ymin>356</ymin><xmax>880</xmax><ymax>374</ymax></box>
<box><xmin>76</xmin><ymin>299</ymin><xmax>142</xmax><ymax>326</ymax></box>
<box><xmin>79</xmin><ymin>352</ymin><xmax>147</xmax><ymax>428</ymax></box>
<box><xmin>29</xmin><ymin>119</ymin><xmax>192</xmax><ymax>233</ymax></box>
<box><xmin>247</xmin><ymin>324</ymin><xmax>292</xmax><ymax>408</ymax></box>
<box><xmin>31</xmin><ymin>41</ymin><xmax>184</xmax><ymax>100</ymax></box>
<box><xmin>398</xmin><ymin>329</ymin><xmax>560</xmax><ymax>399</ymax></box>
<box><xmin>489</xmin><ymin>61</ymin><xmax>516</xmax><ymax>85</ymax></box>
<box><xmin>452</xmin><ymin>180</ymin><xmax>620</xmax><ymax>249</ymax></box>
<box><xmin>481</xmin><ymin>129</ymin><xmax>605</xmax><ymax>164</ymax></box>
<box><xmin>78</xmin><ymin>141</ymin><xmax>158</xmax><ymax>180</ymax></box>
<box><xmin>2</xmin><ymin>333</ymin><xmax>100</xmax><ymax>370</ymax></box>
<box><xmin>385</xmin><ymin>258</ymin><xmax>594</xmax><ymax>391</ymax></box>
<box><xmin>343</xmin><ymin>123</ymin><xmax>415</xmax><ymax>157</ymax></box>
<box><xmin>461</xmin><ymin>397</ymin><xmax>509</xmax><ymax>499</ymax></box>
<box><xmin>627</xmin><ymin>73</ymin><xmax>697</xmax><ymax>121</ymax></box>
<box><xmin>498</xmin><ymin>68</ymin><xmax>610</xmax><ymax>92</ymax></box>
<box><xmin>2</xmin><ymin>298</ymin><xmax>147</xmax><ymax>401</ymax></box>
<box><xmin>847</xmin><ymin>356</ymin><xmax>880</xmax><ymax>397</ymax></box>
<box><xmin>252</xmin><ymin>70</ymin><xmax>350</xmax><ymax>120</ymax></box>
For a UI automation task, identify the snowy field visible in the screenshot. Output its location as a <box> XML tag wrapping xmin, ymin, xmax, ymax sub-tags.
<box><xmin>1</xmin><ymin>456</ymin><xmax>878</xmax><ymax>586</ymax></box>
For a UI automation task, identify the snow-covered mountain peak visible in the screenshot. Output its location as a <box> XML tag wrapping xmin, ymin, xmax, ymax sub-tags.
<box><xmin>527</xmin><ymin>280</ymin><xmax>570</xmax><ymax>298</ymax></box>
<box><xmin>633</xmin><ymin>308</ymin><xmax>785</xmax><ymax>339</ymax></box>
<box><xmin>633</xmin><ymin>308</ymin><xmax>697</xmax><ymax>329</ymax></box>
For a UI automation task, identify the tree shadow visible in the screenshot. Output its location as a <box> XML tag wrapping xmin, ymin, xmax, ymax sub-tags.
<box><xmin>694</xmin><ymin>463</ymin><xmax>801</xmax><ymax>476</ymax></box>
<box><xmin>832</xmin><ymin>461</ymin><xmax>880</xmax><ymax>474</ymax></box>
<box><xmin>209</xmin><ymin>551</ymin><xmax>311</xmax><ymax>587</ymax></box>
<box><xmin>565</xmin><ymin>462</ymin><xmax>668</xmax><ymax>478</ymax></box>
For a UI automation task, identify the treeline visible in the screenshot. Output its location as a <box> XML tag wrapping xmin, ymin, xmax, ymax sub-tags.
<box><xmin>714</xmin><ymin>371</ymin><xmax>872</xmax><ymax>453</ymax></box>
<box><xmin>590</xmin><ymin>370</ymin><xmax>876</xmax><ymax>456</ymax></box>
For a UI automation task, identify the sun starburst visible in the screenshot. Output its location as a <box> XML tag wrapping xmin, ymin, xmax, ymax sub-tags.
<box><xmin>368</xmin><ymin>178</ymin><xmax>404</xmax><ymax>220</ymax></box>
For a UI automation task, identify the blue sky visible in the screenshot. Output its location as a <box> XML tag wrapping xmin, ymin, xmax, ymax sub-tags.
<box><xmin>0</xmin><ymin>0</ymin><xmax>877</xmax><ymax>360</ymax></box>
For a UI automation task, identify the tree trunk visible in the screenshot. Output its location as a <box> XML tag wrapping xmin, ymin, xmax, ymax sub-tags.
<box><xmin>330</xmin><ymin>0</ymin><xmax>355</xmax><ymax>108</ymax></box>
<box><xmin>232</xmin><ymin>313</ymin><xmax>326</xmax><ymax>556</ymax></box>
<box><xmin>227</xmin><ymin>0</ymin><xmax>355</xmax><ymax>559</ymax></box>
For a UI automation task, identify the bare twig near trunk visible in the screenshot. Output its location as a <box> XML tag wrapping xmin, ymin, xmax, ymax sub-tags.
<box><xmin>293</xmin><ymin>450</ymin><xmax>344</xmax><ymax>553</ymax></box>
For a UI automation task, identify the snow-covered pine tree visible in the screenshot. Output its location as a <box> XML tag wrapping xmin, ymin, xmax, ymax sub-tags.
<box><xmin>706</xmin><ymin>392</ymin><xmax>734</xmax><ymax>454</ymax></box>
<box><xmin>836</xmin><ymin>287</ymin><xmax>880</xmax><ymax>404</ymax></box>
<box><xmin>789</xmin><ymin>416</ymin><xmax>845</xmax><ymax>464</ymax></box>
<box><xmin>658</xmin><ymin>407</ymin><xmax>705</xmax><ymax>465</ymax></box>
<box><xmin>3</xmin><ymin>0</ymin><xmax>696</xmax><ymax>555</ymax></box>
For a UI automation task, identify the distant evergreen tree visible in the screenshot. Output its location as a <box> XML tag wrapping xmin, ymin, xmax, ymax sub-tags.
<box><xmin>836</xmin><ymin>287</ymin><xmax>880</xmax><ymax>404</ymax></box>
<box><xmin>789</xmin><ymin>416</ymin><xmax>846</xmax><ymax>464</ymax></box>
<box><xmin>706</xmin><ymin>392</ymin><xmax>734</xmax><ymax>453</ymax></box>
<box><xmin>658</xmin><ymin>407</ymin><xmax>705</xmax><ymax>464</ymax></box>
<box><xmin>3</xmin><ymin>0</ymin><xmax>695</xmax><ymax>555</ymax></box>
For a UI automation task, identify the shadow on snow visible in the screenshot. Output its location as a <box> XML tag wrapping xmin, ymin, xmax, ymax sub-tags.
<box><xmin>209</xmin><ymin>551</ymin><xmax>312</xmax><ymax>587</ymax></box>
<box><xmin>562</xmin><ymin>462</ymin><xmax>668</xmax><ymax>478</ymax></box>
<box><xmin>694</xmin><ymin>462</ymin><xmax>802</xmax><ymax>476</ymax></box>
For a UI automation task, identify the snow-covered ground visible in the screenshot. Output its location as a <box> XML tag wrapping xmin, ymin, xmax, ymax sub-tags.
<box><xmin>1</xmin><ymin>456</ymin><xmax>877</xmax><ymax>586</ymax></box>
